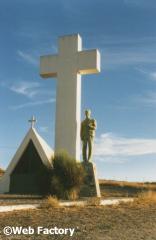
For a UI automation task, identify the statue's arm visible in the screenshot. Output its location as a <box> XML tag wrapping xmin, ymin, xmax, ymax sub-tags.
<box><xmin>80</xmin><ymin>122</ymin><xmax>83</xmax><ymax>140</ymax></box>
<box><xmin>93</xmin><ymin>119</ymin><xmax>97</xmax><ymax>130</ymax></box>
<box><xmin>89</xmin><ymin>119</ymin><xmax>97</xmax><ymax>130</ymax></box>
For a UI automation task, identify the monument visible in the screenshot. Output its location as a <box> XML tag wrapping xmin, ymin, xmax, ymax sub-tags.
<box><xmin>80</xmin><ymin>110</ymin><xmax>101</xmax><ymax>197</ymax></box>
<box><xmin>40</xmin><ymin>34</ymin><xmax>100</xmax><ymax>160</ymax></box>
<box><xmin>0</xmin><ymin>34</ymin><xmax>101</xmax><ymax>197</ymax></box>
<box><xmin>40</xmin><ymin>34</ymin><xmax>101</xmax><ymax>197</ymax></box>
<box><xmin>81</xmin><ymin>109</ymin><xmax>97</xmax><ymax>162</ymax></box>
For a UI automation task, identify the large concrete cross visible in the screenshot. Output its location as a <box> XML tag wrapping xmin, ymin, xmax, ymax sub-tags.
<box><xmin>40</xmin><ymin>34</ymin><xmax>100</xmax><ymax>160</ymax></box>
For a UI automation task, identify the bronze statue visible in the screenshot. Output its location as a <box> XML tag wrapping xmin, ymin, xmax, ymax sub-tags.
<box><xmin>81</xmin><ymin>109</ymin><xmax>97</xmax><ymax>162</ymax></box>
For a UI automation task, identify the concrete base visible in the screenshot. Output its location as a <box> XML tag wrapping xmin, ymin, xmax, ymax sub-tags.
<box><xmin>80</xmin><ymin>162</ymin><xmax>101</xmax><ymax>198</ymax></box>
<box><xmin>0</xmin><ymin>198</ymin><xmax>134</xmax><ymax>213</ymax></box>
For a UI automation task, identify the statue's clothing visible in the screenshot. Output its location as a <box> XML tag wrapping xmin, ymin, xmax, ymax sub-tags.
<box><xmin>81</xmin><ymin>118</ymin><xmax>97</xmax><ymax>161</ymax></box>
<box><xmin>81</xmin><ymin>118</ymin><xmax>96</xmax><ymax>140</ymax></box>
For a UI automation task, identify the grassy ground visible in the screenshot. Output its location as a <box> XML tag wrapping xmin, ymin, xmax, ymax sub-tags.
<box><xmin>100</xmin><ymin>179</ymin><xmax>156</xmax><ymax>198</ymax></box>
<box><xmin>1</xmin><ymin>180</ymin><xmax>156</xmax><ymax>204</ymax></box>
<box><xmin>0</xmin><ymin>201</ymin><xmax>156</xmax><ymax>240</ymax></box>
<box><xmin>0</xmin><ymin>180</ymin><xmax>156</xmax><ymax>239</ymax></box>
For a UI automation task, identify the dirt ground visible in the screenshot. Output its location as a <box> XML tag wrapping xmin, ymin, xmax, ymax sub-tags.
<box><xmin>0</xmin><ymin>180</ymin><xmax>156</xmax><ymax>239</ymax></box>
<box><xmin>0</xmin><ymin>202</ymin><xmax>156</xmax><ymax>240</ymax></box>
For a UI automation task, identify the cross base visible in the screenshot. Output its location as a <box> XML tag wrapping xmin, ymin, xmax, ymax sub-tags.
<box><xmin>80</xmin><ymin>161</ymin><xmax>101</xmax><ymax>198</ymax></box>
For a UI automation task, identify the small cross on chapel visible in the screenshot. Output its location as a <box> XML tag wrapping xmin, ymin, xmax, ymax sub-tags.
<box><xmin>28</xmin><ymin>116</ymin><xmax>37</xmax><ymax>128</ymax></box>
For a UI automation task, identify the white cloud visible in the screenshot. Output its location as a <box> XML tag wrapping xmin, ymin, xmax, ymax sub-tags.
<box><xmin>17</xmin><ymin>50</ymin><xmax>38</xmax><ymax>66</ymax></box>
<box><xmin>133</xmin><ymin>68</ymin><xmax>156</xmax><ymax>105</ymax></box>
<box><xmin>94</xmin><ymin>133</ymin><xmax>156</xmax><ymax>161</ymax></box>
<box><xmin>98</xmin><ymin>35</ymin><xmax>156</xmax><ymax>70</ymax></box>
<box><xmin>39</xmin><ymin>126</ymin><xmax>49</xmax><ymax>133</ymax></box>
<box><xmin>137</xmin><ymin>92</ymin><xmax>156</xmax><ymax>105</ymax></box>
<box><xmin>10</xmin><ymin>81</ymin><xmax>40</xmax><ymax>98</ymax></box>
<box><xmin>103</xmin><ymin>48</ymin><xmax>156</xmax><ymax>70</ymax></box>
<box><xmin>10</xmin><ymin>98</ymin><xmax>55</xmax><ymax>110</ymax></box>
<box><xmin>9</xmin><ymin>81</ymin><xmax>55</xmax><ymax>100</ymax></box>
<box><xmin>2</xmin><ymin>81</ymin><xmax>56</xmax><ymax>110</ymax></box>
<box><xmin>95</xmin><ymin>156</ymin><xmax>129</xmax><ymax>164</ymax></box>
<box><xmin>135</xmin><ymin>67</ymin><xmax>156</xmax><ymax>81</ymax></box>
<box><xmin>98</xmin><ymin>35</ymin><xmax>156</xmax><ymax>47</ymax></box>
<box><xmin>123</xmin><ymin>0</ymin><xmax>156</xmax><ymax>8</ymax></box>
<box><xmin>150</xmin><ymin>72</ymin><xmax>156</xmax><ymax>81</ymax></box>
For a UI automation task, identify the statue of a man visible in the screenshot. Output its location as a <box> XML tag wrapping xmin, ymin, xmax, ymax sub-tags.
<box><xmin>80</xmin><ymin>109</ymin><xmax>97</xmax><ymax>162</ymax></box>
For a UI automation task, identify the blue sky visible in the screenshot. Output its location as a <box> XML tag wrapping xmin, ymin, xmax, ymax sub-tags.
<box><xmin>1</xmin><ymin>0</ymin><xmax>156</xmax><ymax>181</ymax></box>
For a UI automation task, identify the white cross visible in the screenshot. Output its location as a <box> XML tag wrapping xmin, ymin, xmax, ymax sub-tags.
<box><xmin>40</xmin><ymin>34</ymin><xmax>100</xmax><ymax>160</ymax></box>
<box><xmin>28</xmin><ymin>116</ymin><xmax>37</xmax><ymax>128</ymax></box>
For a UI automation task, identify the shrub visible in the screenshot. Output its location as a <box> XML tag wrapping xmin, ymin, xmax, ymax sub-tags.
<box><xmin>50</xmin><ymin>151</ymin><xmax>85</xmax><ymax>200</ymax></box>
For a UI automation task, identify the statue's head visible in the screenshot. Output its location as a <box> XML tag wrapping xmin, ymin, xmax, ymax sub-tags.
<box><xmin>85</xmin><ymin>109</ymin><xmax>91</xmax><ymax>119</ymax></box>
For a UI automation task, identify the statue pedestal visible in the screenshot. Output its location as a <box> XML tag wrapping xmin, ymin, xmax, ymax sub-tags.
<box><xmin>80</xmin><ymin>162</ymin><xmax>101</xmax><ymax>198</ymax></box>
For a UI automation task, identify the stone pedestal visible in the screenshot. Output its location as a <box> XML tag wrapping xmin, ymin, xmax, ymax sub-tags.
<box><xmin>80</xmin><ymin>162</ymin><xmax>101</xmax><ymax>198</ymax></box>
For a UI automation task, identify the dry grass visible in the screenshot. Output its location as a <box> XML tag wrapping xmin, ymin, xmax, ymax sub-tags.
<box><xmin>136</xmin><ymin>191</ymin><xmax>156</xmax><ymax>204</ymax></box>
<box><xmin>40</xmin><ymin>195</ymin><xmax>60</xmax><ymax>209</ymax></box>
<box><xmin>99</xmin><ymin>179</ymin><xmax>156</xmax><ymax>198</ymax></box>
<box><xmin>99</xmin><ymin>179</ymin><xmax>156</xmax><ymax>189</ymax></box>
<box><xmin>86</xmin><ymin>197</ymin><xmax>101</xmax><ymax>206</ymax></box>
<box><xmin>1</xmin><ymin>204</ymin><xmax>156</xmax><ymax>239</ymax></box>
<box><xmin>66</xmin><ymin>189</ymin><xmax>79</xmax><ymax>201</ymax></box>
<box><xmin>1</xmin><ymin>180</ymin><xmax>156</xmax><ymax>239</ymax></box>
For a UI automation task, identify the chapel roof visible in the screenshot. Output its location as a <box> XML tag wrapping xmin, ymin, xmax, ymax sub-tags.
<box><xmin>4</xmin><ymin>127</ymin><xmax>54</xmax><ymax>177</ymax></box>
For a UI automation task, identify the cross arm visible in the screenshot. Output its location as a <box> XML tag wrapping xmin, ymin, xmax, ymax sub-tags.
<box><xmin>77</xmin><ymin>49</ymin><xmax>101</xmax><ymax>75</ymax></box>
<box><xmin>40</xmin><ymin>55</ymin><xmax>58</xmax><ymax>78</ymax></box>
